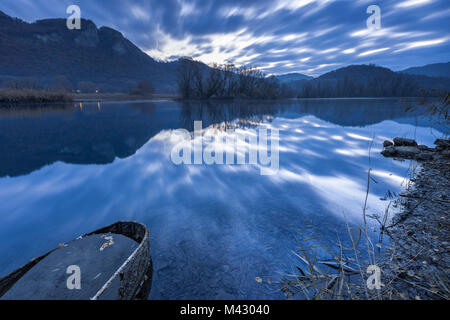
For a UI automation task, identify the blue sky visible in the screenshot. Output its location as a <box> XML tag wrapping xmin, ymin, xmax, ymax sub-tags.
<box><xmin>1</xmin><ymin>0</ymin><xmax>449</xmax><ymax>76</ymax></box>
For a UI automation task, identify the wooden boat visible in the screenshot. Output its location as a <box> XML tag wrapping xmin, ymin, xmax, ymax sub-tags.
<box><xmin>0</xmin><ymin>221</ymin><xmax>153</xmax><ymax>300</ymax></box>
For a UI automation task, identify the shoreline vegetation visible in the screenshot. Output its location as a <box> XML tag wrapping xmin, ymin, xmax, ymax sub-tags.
<box><xmin>176</xmin><ymin>58</ymin><xmax>294</xmax><ymax>100</ymax></box>
<box><xmin>1</xmin><ymin>65</ymin><xmax>447</xmax><ymax>106</ymax></box>
<box><xmin>0</xmin><ymin>79</ymin><xmax>161</xmax><ymax>106</ymax></box>
<box><xmin>281</xmin><ymin>93</ymin><xmax>449</xmax><ymax>300</ymax></box>
<box><xmin>0</xmin><ymin>89</ymin><xmax>181</xmax><ymax>106</ymax></box>
<box><xmin>281</xmin><ymin>138</ymin><xmax>449</xmax><ymax>300</ymax></box>
<box><xmin>2</xmin><ymin>89</ymin><xmax>439</xmax><ymax>107</ymax></box>
<box><xmin>175</xmin><ymin>59</ymin><xmax>448</xmax><ymax>101</ymax></box>
<box><xmin>0</xmin><ymin>89</ymin><xmax>73</xmax><ymax>106</ymax></box>
<box><xmin>73</xmin><ymin>93</ymin><xmax>178</xmax><ymax>102</ymax></box>
<box><xmin>379</xmin><ymin>138</ymin><xmax>450</xmax><ymax>299</ymax></box>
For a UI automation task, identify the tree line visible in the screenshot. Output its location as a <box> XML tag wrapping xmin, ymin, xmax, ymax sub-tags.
<box><xmin>177</xmin><ymin>57</ymin><xmax>295</xmax><ymax>99</ymax></box>
<box><xmin>299</xmin><ymin>74</ymin><xmax>420</xmax><ymax>98</ymax></box>
<box><xmin>1</xmin><ymin>76</ymin><xmax>154</xmax><ymax>96</ymax></box>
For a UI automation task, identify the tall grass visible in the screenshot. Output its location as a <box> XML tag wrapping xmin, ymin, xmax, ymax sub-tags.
<box><xmin>282</xmin><ymin>139</ymin><xmax>410</xmax><ymax>300</ymax></box>
<box><xmin>282</xmin><ymin>131</ymin><xmax>450</xmax><ymax>300</ymax></box>
<box><xmin>281</xmin><ymin>213</ymin><xmax>390</xmax><ymax>300</ymax></box>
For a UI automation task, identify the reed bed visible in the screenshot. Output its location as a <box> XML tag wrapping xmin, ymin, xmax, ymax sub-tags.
<box><xmin>282</xmin><ymin>136</ymin><xmax>450</xmax><ymax>300</ymax></box>
<box><xmin>0</xmin><ymin>89</ymin><xmax>73</xmax><ymax>106</ymax></box>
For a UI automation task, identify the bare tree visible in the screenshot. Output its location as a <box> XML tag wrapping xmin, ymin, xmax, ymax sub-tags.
<box><xmin>222</xmin><ymin>62</ymin><xmax>237</xmax><ymax>97</ymax></box>
<box><xmin>4</xmin><ymin>79</ymin><xmax>20</xmax><ymax>90</ymax></box>
<box><xmin>50</xmin><ymin>75</ymin><xmax>73</xmax><ymax>93</ymax></box>
<box><xmin>4</xmin><ymin>78</ymin><xmax>43</xmax><ymax>90</ymax></box>
<box><xmin>130</xmin><ymin>80</ymin><xmax>155</xmax><ymax>96</ymax></box>
<box><xmin>176</xmin><ymin>59</ymin><xmax>288</xmax><ymax>99</ymax></box>
<box><xmin>192</xmin><ymin>62</ymin><xmax>205</xmax><ymax>98</ymax></box>
<box><xmin>177</xmin><ymin>57</ymin><xmax>195</xmax><ymax>99</ymax></box>
<box><xmin>204</xmin><ymin>64</ymin><xmax>224</xmax><ymax>98</ymax></box>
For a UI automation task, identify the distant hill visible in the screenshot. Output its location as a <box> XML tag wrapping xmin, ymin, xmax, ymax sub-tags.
<box><xmin>0</xmin><ymin>10</ymin><xmax>179</xmax><ymax>93</ymax></box>
<box><xmin>400</xmin><ymin>62</ymin><xmax>450</xmax><ymax>78</ymax></box>
<box><xmin>276</xmin><ymin>73</ymin><xmax>313</xmax><ymax>83</ymax></box>
<box><xmin>318</xmin><ymin>64</ymin><xmax>396</xmax><ymax>82</ymax></box>
<box><xmin>299</xmin><ymin>64</ymin><xmax>450</xmax><ymax>98</ymax></box>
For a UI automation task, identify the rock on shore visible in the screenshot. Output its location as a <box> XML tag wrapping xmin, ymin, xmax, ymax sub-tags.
<box><xmin>380</xmin><ymin>138</ymin><xmax>450</xmax><ymax>300</ymax></box>
<box><xmin>381</xmin><ymin>137</ymin><xmax>449</xmax><ymax>161</ymax></box>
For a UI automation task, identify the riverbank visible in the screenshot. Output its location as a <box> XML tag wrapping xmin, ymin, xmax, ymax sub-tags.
<box><xmin>281</xmin><ymin>137</ymin><xmax>449</xmax><ymax>300</ymax></box>
<box><xmin>0</xmin><ymin>89</ymin><xmax>72</xmax><ymax>106</ymax></box>
<box><xmin>380</xmin><ymin>138</ymin><xmax>449</xmax><ymax>300</ymax></box>
<box><xmin>0</xmin><ymin>90</ymin><xmax>180</xmax><ymax>106</ymax></box>
<box><xmin>73</xmin><ymin>93</ymin><xmax>179</xmax><ymax>102</ymax></box>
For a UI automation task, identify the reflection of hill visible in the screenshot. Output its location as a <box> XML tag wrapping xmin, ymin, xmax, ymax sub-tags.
<box><xmin>279</xmin><ymin>98</ymin><xmax>431</xmax><ymax>127</ymax></box>
<box><xmin>0</xmin><ymin>98</ymin><xmax>438</xmax><ymax>178</ymax></box>
<box><xmin>0</xmin><ymin>102</ymin><xmax>176</xmax><ymax>177</ymax></box>
<box><xmin>179</xmin><ymin>98</ymin><xmax>433</xmax><ymax>128</ymax></box>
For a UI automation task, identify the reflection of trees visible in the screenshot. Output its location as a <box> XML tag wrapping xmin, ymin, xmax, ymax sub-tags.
<box><xmin>404</xmin><ymin>90</ymin><xmax>449</xmax><ymax>135</ymax></box>
<box><xmin>0</xmin><ymin>104</ymin><xmax>74</xmax><ymax>119</ymax></box>
<box><xmin>179</xmin><ymin>100</ymin><xmax>289</xmax><ymax>132</ymax></box>
<box><xmin>1</xmin><ymin>98</ymin><xmax>439</xmax><ymax>178</ymax></box>
<box><xmin>296</xmin><ymin>99</ymin><xmax>427</xmax><ymax>127</ymax></box>
<box><xmin>179</xmin><ymin>98</ymin><xmax>443</xmax><ymax>132</ymax></box>
<box><xmin>129</xmin><ymin>102</ymin><xmax>156</xmax><ymax>115</ymax></box>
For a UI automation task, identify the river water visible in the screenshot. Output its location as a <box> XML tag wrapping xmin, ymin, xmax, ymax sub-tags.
<box><xmin>0</xmin><ymin>98</ymin><xmax>443</xmax><ymax>299</ymax></box>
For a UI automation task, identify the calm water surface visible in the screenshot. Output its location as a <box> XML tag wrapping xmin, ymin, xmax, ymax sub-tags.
<box><xmin>0</xmin><ymin>99</ymin><xmax>442</xmax><ymax>299</ymax></box>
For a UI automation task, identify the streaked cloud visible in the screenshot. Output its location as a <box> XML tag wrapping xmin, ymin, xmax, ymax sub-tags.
<box><xmin>0</xmin><ymin>0</ymin><xmax>448</xmax><ymax>76</ymax></box>
<box><xmin>343</xmin><ymin>48</ymin><xmax>356</xmax><ymax>54</ymax></box>
<box><xmin>129</xmin><ymin>5</ymin><xmax>150</xmax><ymax>21</ymax></box>
<box><xmin>358</xmin><ymin>47</ymin><xmax>390</xmax><ymax>57</ymax></box>
<box><xmin>421</xmin><ymin>8</ymin><xmax>450</xmax><ymax>20</ymax></box>
<box><xmin>394</xmin><ymin>38</ymin><xmax>448</xmax><ymax>52</ymax></box>
<box><xmin>396</xmin><ymin>0</ymin><xmax>434</xmax><ymax>9</ymax></box>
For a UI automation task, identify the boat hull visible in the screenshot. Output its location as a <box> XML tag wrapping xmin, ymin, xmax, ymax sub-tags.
<box><xmin>0</xmin><ymin>221</ymin><xmax>153</xmax><ymax>300</ymax></box>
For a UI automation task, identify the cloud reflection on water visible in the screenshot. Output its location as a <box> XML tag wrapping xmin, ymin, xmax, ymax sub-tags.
<box><xmin>0</xmin><ymin>99</ymin><xmax>442</xmax><ymax>299</ymax></box>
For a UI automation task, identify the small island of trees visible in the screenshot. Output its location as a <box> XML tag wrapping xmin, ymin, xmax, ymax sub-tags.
<box><xmin>176</xmin><ymin>57</ymin><xmax>294</xmax><ymax>100</ymax></box>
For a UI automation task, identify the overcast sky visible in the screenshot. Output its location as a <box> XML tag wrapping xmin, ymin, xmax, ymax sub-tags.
<box><xmin>1</xmin><ymin>0</ymin><xmax>449</xmax><ymax>76</ymax></box>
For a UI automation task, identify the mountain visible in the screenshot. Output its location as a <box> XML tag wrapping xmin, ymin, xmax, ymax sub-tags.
<box><xmin>400</xmin><ymin>62</ymin><xmax>450</xmax><ymax>78</ymax></box>
<box><xmin>276</xmin><ymin>73</ymin><xmax>313</xmax><ymax>83</ymax></box>
<box><xmin>0</xmin><ymin>10</ymin><xmax>179</xmax><ymax>93</ymax></box>
<box><xmin>1</xmin><ymin>10</ymin><xmax>448</xmax><ymax>97</ymax></box>
<box><xmin>299</xmin><ymin>64</ymin><xmax>450</xmax><ymax>98</ymax></box>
